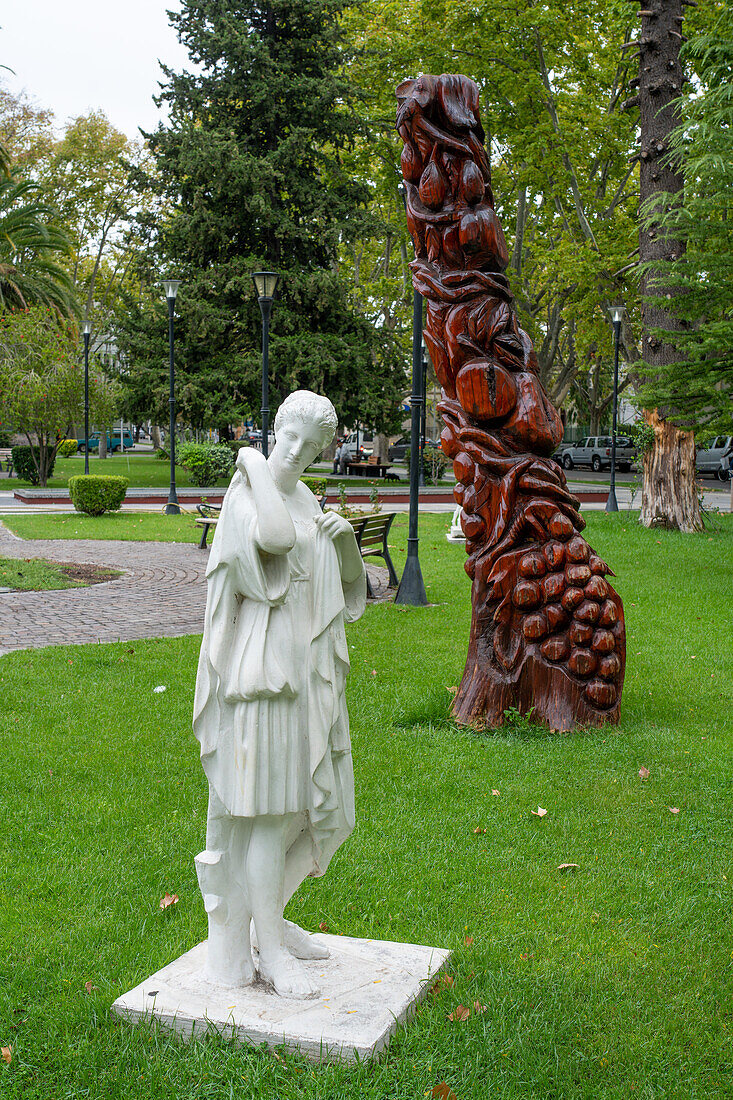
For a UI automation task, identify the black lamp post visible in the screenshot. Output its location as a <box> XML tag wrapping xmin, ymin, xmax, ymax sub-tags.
<box><xmin>252</xmin><ymin>270</ymin><xmax>281</xmax><ymax>459</ymax></box>
<box><xmin>606</xmin><ymin>304</ymin><xmax>626</xmax><ymax>513</ymax></box>
<box><xmin>418</xmin><ymin>339</ymin><xmax>428</xmax><ymax>488</ymax></box>
<box><xmin>395</xmin><ymin>286</ymin><xmax>428</xmax><ymax>607</ymax></box>
<box><xmin>82</xmin><ymin>322</ymin><xmax>91</xmax><ymax>476</ymax></box>
<box><xmin>163</xmin><ymin>279</ymin><xmax>181</xmax><ymax>515</ymax></box>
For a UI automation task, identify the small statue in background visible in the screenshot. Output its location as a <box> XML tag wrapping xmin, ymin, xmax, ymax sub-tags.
<box><xmin>193</xmin><ymin>391</ymin><xmax>366</xmax><ymax>998</ymax></box>
<box><xmin>396</xmin><ymin>74</ymin><xmax>626</xmax><ymax>731</ymax></box>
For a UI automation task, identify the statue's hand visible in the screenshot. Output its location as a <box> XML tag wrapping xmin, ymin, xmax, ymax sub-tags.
<box><xmin>236</xmin><ymin>446</ymin><xmax>269</xmax><ymax>484</ymax></box>
<box><xmin>314</xmin><ymin>510</ymin><xmax>355</xmax><ymax>542</ymax></box>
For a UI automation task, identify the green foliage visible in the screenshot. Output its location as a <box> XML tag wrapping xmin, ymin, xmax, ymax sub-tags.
<box><xmin>68</xmin><ymin>474</ymin><xmax>128</xmax><ymax>515</ymax></box>
<box><xmin>176</xmin><ymin>442</ymin><xmax>234</xmax><ymax>487</ymax></box>
<box><xmin>302</xmin><ymin>475</ymin><xmax>327</xmax><ymax>497</ymax></box>
<box><xmin>0</xmin><ymin>173</ymin><xmax>77</xmax><ymax>318</ymax></box>
<box><xmin>226</xmin><ymin>439</ymin><xmax>249</xmax><ymax>455</ymax></box>
<box><xmin>56</xmin><ymin>438</ymin><xmax>78</xmax><ymax>457</ymax></box>
<box><xmin>114</xmin><ymin>0</ymin><xmax>405</xmax><ymax>434</ymax></box>
<box><xmin>628</xmin><ymin>421</ymin><xmax>656</xmax><ymax>456</ymax></box>
<box><xmin>406</xmin><ymin>444</ymin><xmax>448</xmax><ymax>484</ymax></box>
<box><xmin>11</xmin><ymin>444</ymin><xmax>55</xmax><ymax>485</ymax></box>
<box><xmin>634</xmin><ymin>10</ymin><xmax>733</xmax><ymax>435</ymax></box>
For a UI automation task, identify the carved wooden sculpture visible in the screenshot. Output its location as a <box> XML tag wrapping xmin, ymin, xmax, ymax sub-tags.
<box><xmin>396</xmin><ymin>74</ymin><xmax>626</xmax><ymax>730</ymax></box>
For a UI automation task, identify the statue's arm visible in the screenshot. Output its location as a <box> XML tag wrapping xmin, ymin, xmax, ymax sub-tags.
<box><xmin>235</xmin><ymin>449</ymin><xmax>295</xmax><ymax>556</ymax></box>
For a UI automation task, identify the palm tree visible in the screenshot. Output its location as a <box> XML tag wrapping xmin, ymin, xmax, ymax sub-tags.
<box><xmin>0</xmin><ymin>173</ymin><xmax>78</xmax><ymax>318</ymax></box>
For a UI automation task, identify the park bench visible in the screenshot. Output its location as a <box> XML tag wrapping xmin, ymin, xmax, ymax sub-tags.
<box><xmin>348</xmin><ymin>512</ymin><xmax>399</xmax><ymax>598</ymax></box>
<box><xmin>0</xmin><ymin>448</ymin><xmax>14</xmax><ymax>477</ymax></box>
<box><xmin>195</xmin><ymin>504</ymin><xmax>399</xmax><ymax>598</ymax></box>
<box><xmin>346</xmin><ymin>455</ymin><xmax>399</xmax><ymax>481</ymax></box>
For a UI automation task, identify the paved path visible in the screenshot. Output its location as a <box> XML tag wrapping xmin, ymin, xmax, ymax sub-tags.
<box><xmin>0</xmin><ymin>522</ymin><xmax>391</xmax><ymax>656</ymax></box>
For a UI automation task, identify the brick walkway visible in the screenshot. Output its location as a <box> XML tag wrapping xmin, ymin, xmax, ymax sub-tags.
<box><xmin>0</xmin><ymin>522</ymin><xmax>390</xmax><ymax>655</ymax></box>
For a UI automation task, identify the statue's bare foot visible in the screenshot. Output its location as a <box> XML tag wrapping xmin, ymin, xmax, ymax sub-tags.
<box><xmin>258</xmin><ymin>952</ymin><xmax>320</xmax><ymax>999</ymax></box>
<box><xmin>250</xmin><ymin>919</ymin><xmax>330</xmax><ymax>960</ymax></box>
<box><xmin>284</xmin><ymin>919</ymin><xmax>330</xmax><ymax>960</ymax></box>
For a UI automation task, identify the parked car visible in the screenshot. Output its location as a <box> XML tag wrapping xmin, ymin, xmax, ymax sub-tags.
<box><xmin>695</xmin><ymin>436</ymin><xmax>733</xmax><ymax>481</ymax></box>
<box><xmin>557</xmin><ymin>435</ymin><xmax>637</xmax><ymax>472</ymax></box>
<box><xmin>76</xmin><ymin>430</ymin><xmax>134</xmax><ymax>454</ymax></box>
<box><xmin>388</xmin><ymin>436</ymin><xmax>438</xmax><ymax>462</ymax></box>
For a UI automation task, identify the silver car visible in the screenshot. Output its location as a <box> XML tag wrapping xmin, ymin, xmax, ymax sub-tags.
<box><xmin>695</xmin><ymin>436</ymin><xmax>733</xmax><ymax>480</ymax></box>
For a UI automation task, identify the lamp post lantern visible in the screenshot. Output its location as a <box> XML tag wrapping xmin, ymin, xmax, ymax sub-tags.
<box><xmin>163</xmin><ymin>280</ymin><xmax>181</xmax><ymax>515</ymax></box>
<box><xmin>252</xmin><ymin>270</ymin><xmax>281</xmax><ymax>459</ymax></box>
<box><xmin>82</xmin><ymin>322</ymin><xmax>91</xmax><ymax>476</ymax></box>
<box><xmin>606</xmin><ymin>304</ymin><xmax>626</xmax><ymax>513</ymax></box>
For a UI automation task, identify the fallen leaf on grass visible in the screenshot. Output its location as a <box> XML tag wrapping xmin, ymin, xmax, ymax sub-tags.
<box><xmin>464</xmin><ymin>936</ymin><xmax>474</xmax><ymax>946</ymax></box>
<box><xmin>445</xmin><ymin>686</ymin><xmax>458</xmax><ymax>695</ymax></box>
<box><xmin>447</xmin><ymin>1004</ymin><xmax>470</xmax><ymax>1023</ymax></box>
<box><xmin>557</xmin><ymin>863</ymin><xmax>579</xmax><ymax>873</ymax></box>
<box><xmin>668</xmin><ymin>806</ymin><xmax>680</xmax><ymax>814</ymax></box>
<box><xmin>159</xmin><ymin>892</ymin><xmax>179</xmax><ymax>910</ymax></box>
<box><xmin>638</xmin><ymin>766</ymin><xmax>650</xmax><ymax>779</ymax></box>
<box><xmin>1</xmin><ymin>1047</ymin><xmax>11</xmax><ymax>1065</ymax></box>
<box><xmin>473</xmin><ymin>1000</ymin><xmax>488</xmax><ymax>1014</ymax></box>
<box><xmin>84</xmin><ymin>980</ymin><xmax>99</xmax><ymax>993</ymax></box>
<box><xmin>432</xmin><ymin>1083</ymin><xmax>458</xmax><ymax>1100</ymax></box>
<box><xmin>531</xmin><ymin>806</ymin><xmax>548</xmax><ymax>818</ymax></box>
<box><xmin>491</xmin><ymin>789</ymin><xmax>500</xmax><ymax>796</ymax></box>
<box><xmin>472</xmin><ymin>825</ymin><xmax>486</xmax><ymax>834</ymax></box>
<box><xmin>318</xmin><ymin>920</ymin><xmax>329</xmax><ymax>932</ymax></box>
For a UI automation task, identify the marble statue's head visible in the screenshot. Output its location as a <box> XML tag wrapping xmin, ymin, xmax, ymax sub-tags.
<box><xmin>274</xmin><ymin>391</ymin><xmax>338</xmax><ymax>452</ymax></box>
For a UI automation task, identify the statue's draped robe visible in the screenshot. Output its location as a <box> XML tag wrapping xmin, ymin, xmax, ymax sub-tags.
<box><xmin>193</xmin><ymin>473</ymin><xmax>366</xmax><ymax>884</ymax></box>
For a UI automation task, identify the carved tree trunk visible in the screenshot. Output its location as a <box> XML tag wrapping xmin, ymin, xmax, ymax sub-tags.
<box><xmin>396</xmin><ymin>73</ymin><xmax>626</xmax><ymax>731</ymax></box>
<box><xmin>637</xmin><ymin>0</ymin><xmax>702</xmax><ymax>531</ymax></box>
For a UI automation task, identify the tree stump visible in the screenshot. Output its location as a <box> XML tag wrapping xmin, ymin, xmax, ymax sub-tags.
<box><xmin>396</xmin><ymin>73</ymin><xmax>626</xmax><ymax>730</ymax></box>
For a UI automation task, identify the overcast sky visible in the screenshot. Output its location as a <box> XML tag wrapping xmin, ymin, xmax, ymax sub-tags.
<box><xmin>2</xmin><ymin>0</ymin><xmax>192</xmax><ymax>139</ymax></box>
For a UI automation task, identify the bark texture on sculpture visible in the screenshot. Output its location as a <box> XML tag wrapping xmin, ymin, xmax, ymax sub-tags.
<box><xmin>396</xmin><ymin>73</ymin><xmax>626</xmax><ymax>730</ymax></box>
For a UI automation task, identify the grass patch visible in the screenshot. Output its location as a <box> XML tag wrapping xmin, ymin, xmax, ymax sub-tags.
<box><xmin>0</xmin><ymin>513</ymin><xmax>732</xmax><ymax>1097</ymax></box>
<box><xmin>0</xmin><ymin>556</ymin><xmax>121</xmax><ymax>591</ymax></box>
<box><xmin>16</xmin><ymin>454</ymin><xmax>228</xmax><ymax>490</ymax></box>
<box><xmin>1</xmin><ymin>513</ymin><xmax>201</xmax><ymax>543</ymax></box>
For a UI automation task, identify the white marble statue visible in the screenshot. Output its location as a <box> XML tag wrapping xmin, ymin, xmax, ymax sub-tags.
<box><xmin>446</xmin><ymin>504</ymin><xmax>466</xmax><ymax>543</ymax></box>
<box><xmin>193</xmin><ymin>391</ymin><xmax>366</xmax><ymax>998</ymax></box>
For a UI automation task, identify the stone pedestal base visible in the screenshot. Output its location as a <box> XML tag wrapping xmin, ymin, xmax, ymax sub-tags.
<box><xmin>111</xmin><ymin>934</ymin><xmax>451</xmax><ymax>1063</ymax></box>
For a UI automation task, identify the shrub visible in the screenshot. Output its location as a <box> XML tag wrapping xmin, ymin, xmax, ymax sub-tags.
<box><xmin>302</xmin><ymin>476</ymin><xmax>327</xmax><ymax>498</ymax></box>
<box><xmin>176</xmin><ymin>442</ymin><xmax>234</xmax><ymax>486</ymax></box>
<box><xmin>0</xmin><ymin>429</ymin><xmax>12</xmax><ymax>447</ymax></box>
<box><xmin>68</xmin><ymin>475</ymin><xmax>128</xmax><ymax>515</ymax></box>
<box><xmin>406</xmin><ymin>445</ymin><xmax>448</xmax><ymax>484</ymax></box>
<box><xmin>155</xmin><ymin>448</ymin><xmax>169</xmax><ymax>461</ymax></box>
<box><xmin>57</xmin><ymin>439</ymin><xmax>78</xmax><ymax>458</ymax></box>
<box><xmin>11</xmin><ymin>445</ymin><xmax>55</xmax><ymax>485</ymax></box>
<box><xmin>227</xmin><ymin>439</ymin><xmax>250</xmax><ymax>455</ymax></box>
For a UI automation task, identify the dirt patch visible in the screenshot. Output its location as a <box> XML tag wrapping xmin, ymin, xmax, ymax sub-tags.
<box><xmin>58</xmin><ymin>563</ymin><xmax>124</xmax><ymax>585</ymax></box>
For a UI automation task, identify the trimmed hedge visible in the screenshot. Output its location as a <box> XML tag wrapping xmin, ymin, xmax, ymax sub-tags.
<box><xmin>68</xmin><ymin>475</ymin><xmax>128</xmax><ymax>515</ymax></box>
<box><xmin>176</xmin><ymin>442</ymin><xmax>234</xmax><ymax>486</ymax></box>
<box><xmin>11</xmin><ymin>445</ymin><xmax>55</xmax><ymax>485</ymax></box>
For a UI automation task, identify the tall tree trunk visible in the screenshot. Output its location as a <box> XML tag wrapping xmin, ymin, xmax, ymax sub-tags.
<box><xmin>98</xmin><ymin>431</ymin><xmax>107</xmax><ymax>460</ymax></box>
<box><xmin>151</xmin><ymin>425</ymin><xmax>162</xmax><ymax>451</ymax></box>
<box><xmin>637</xmin><ymin>0</ymin><xmax>702</xmax><ymax>531</ymax></box>
<box><xmin>639</xmin><ymin>409</ymin><xmax>699</xmax><ymax>528</ymax></box>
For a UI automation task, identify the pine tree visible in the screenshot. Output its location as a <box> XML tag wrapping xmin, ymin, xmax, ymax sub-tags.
<box><xmin>118</xmin><ymin>0</ymin><xmax>404</xmax><ymax>434</ymax></box>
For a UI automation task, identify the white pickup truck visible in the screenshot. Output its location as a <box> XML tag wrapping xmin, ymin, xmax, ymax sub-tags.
<box><xmin>557</xmin><ymin>435</ymin><xmax>637</xmax><ymax>472</ymax></box>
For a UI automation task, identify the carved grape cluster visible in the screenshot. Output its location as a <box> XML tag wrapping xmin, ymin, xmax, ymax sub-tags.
<box><xmin>511</xmin><ymin>512</ymin><xmax>622</xmax><ymax>709</ymax></box>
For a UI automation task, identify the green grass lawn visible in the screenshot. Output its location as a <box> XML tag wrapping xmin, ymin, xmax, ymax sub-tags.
<box><xmin>2</xmin><ymin>512</ymin><xmax>203</xmax><ymax>543</ymax></box>
<box><xmin>0</xmin><ymin>513</ymin><xmax>732</xmax><ymax>1098</ymax></box>
<box><xmin>22</xmin><ymin>454</ymin><xmax>225</xmax><ymax>490</ymax></box>
<box><xmin>0</xmin><ymin>557</ymin><xmax>120</xmax><ymax>591</ymax></box>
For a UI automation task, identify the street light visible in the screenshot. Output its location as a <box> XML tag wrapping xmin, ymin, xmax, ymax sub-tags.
<box><xmin>606</xmin><ymin>304</ymin><xmax>626</xmax><ymax>513</ymax></box>
<box><xmin>82</xmin><ymin>322</ymin><xmax>91</xmax><ymax>476</ymax></box>
<box><xmin>163</xmin><ymin>279</ymin><xmax>181</xmax><ymax>515</ymax></box>
<box><xmin>395</xmin><ymin>285</ymin><xmax>428</xmax><ymax>607</ymax></box>
<box><xmin>252</xmin><ymin>270</ymin><xmax>281</xmax><ymax>459</ymax></box>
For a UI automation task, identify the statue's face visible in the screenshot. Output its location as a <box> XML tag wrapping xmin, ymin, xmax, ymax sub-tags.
<box><xmin>270</xmin><ymin>418</ymin><xmax>325</xmax><ymax>479</ymax></box>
